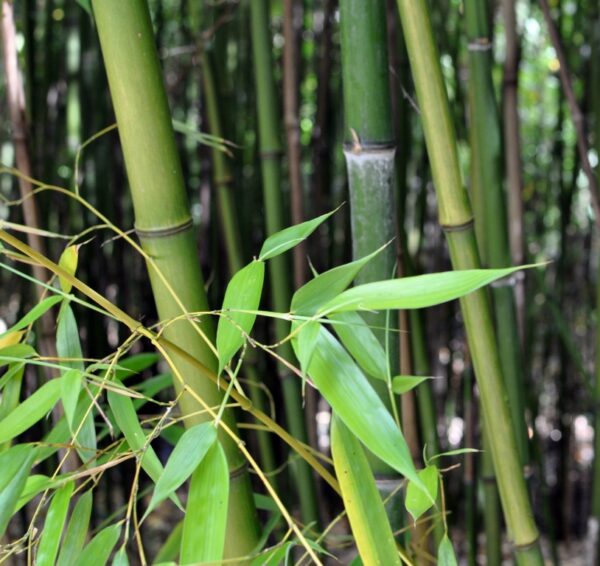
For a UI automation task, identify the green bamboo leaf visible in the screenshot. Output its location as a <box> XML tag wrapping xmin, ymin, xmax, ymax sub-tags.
<box><xmin>115</xmin><ymin>353</ymin><xmax>160</xmax><ymax>380</ymax></box>
<box><xmin>61</xmin><ymin>369</ymin><xmax>82</xmax><ymax>431</ymax></box>
<box><xmin>16</xmin><ymin>475</ymin><xmax>51</xmax><ymax>513</ymax></box>
<box><xmin>0</xmin><ymin>362</ymin><xmax>24</xmax><ymax>425</ymax></box>
<box><xmin>329</xmin><ymin>312</ymin><xmax>387</xmax><ymax>380</ymax></box>
<box><xmin>428</xmin><ymin>448</ymin><xmax>479</xmax><ymax>462</ymax></box>
<box><xmin>0</xmin><ymin>344</ymin><xmax>36</xmax><ymax>368</ymax></box>
<box><xmin>145</xmin><ymin>422</ymin><xmax>216</xmax><ymax>517</ymax></box>
<box><xmin>0</xmin><ymin>379</ymin><xmax>61</xmax><ymax>444</ymax></box>
<box><xmin>107</xmin><ymin>390</ymin><xmax>165</xmax><ymax>485</ymax></box>
<box><xmin>293</xmin><ymin>320</ymin><xmax>321</xmax><ymax>375</ymax></box>
<box><xmin>0</xmin><ymin>295</ymin><xmax>62</xmax><ymax>339</ymax></box>
<box><xmin>250</xmin><ymin>542</ymin><xmax>296</xmax><ymax>566</ymax></box>
<box><xmin>180</xmin><ymin>442</ymin><xmax>229</xmax><ymax>564</ymax></box>
<box><xmin>58</xmin><ymin>245</ymin><xmax>79</xmax><ymax>294</ymax></box>
<box><xmin>112</xmin><ymin>547</ymin><xmax>129</xmax><ymax>566</ymax></box>
<box><xmin>331</xmin><ymin>416</ymin><xmax>402</xmax><ymax>566</ymax></box>
<box><xmin>320</xmin><ymin>266</ymin><xmax>525</xmax><ymax>314</ymax></box>
<box><xmin>37</xmin><ymin>481</ymin><xmax>74</xmax><ymax>566</ymax></box>
<box><xmin>392</xmin><ymin>375</ymin><xmax>434</xmax><ymax>395</ymax></box>
<box><xmin>216</xmin><ymin>260</ymin><xmax>265</xmax><ymax>374</ymax></box>
<box><xmin>0</xmin><ymin>444</ymin><xmax>36</xmax><ymax>536</ymax></box>
<box><xmin>76</xmin><ymin>0</ymin><xmax>92</xmax><ymax>15</ymax></box>
<box><xmin>0</xmin><ymin>361</ymin><xmax>25</xmax><ymax>392</ymax></box>
<box><xmin>405</xmin><ymin>465</ymin><xmax>439</xmax><ymax>522</ymax></box>
<box><xmin>57</xmin><ymin>490</ymin><xmax>93</xmax><ymax>566</ymax></box>
<box><xmin>258</xmin><ymin>208</ymin><xmax>338</xmax><ymax>261</ymax></box>
<box><xmin>76</xmin><ymin>523</ymin><xmax>121</xmax><ymax>566</ymax></box>
<box><xmin>291</xmin><ymin>244</ymin><xmax>386</xmax><ymax>315</ymax></box>
<box><xmin>437</xmin><ymin>534</ymin><xmax>458</xmax><ymax>566</ymax></box>
<box><xmin>295</xmin><ymin>326</ymin><xmax>420</xmax><ymax>486</ymax></box>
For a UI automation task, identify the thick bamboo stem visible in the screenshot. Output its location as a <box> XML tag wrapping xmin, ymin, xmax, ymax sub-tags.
<box><xmin>395</xmin><ymin>1</ymin><xmax>543</xmax><ymax>563</ymax></box>
<box><xmin>91</xmin><ymin>1</ymin><xmax>260</xmax><ymax>558</ymax></box>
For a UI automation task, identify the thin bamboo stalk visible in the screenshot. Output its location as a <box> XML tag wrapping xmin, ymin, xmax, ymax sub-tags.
<box><xmin>91</xmin><ymin>0</ymin><xmax>260</xmax><ymax>558</ymax></box>
<box><xmin>395</xmin><ymin>1</ymin><xmax>543</xmax><ymax>563</ymax></box>
<box><xmin>249</xmin><ymin>0</ymin><xmax>319</xmax><ymax>527</ymax></box>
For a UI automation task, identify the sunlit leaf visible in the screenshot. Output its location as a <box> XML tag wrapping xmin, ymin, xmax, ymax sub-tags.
<box><xmin>0</xmin><ymin>379</ymin><xmax>61</xmax><ymax>444</ymax></box>
<box><xmin>216</xmin><ymin>260</ymin><xmax>265</xmax><ymax>374</ymax></box>
<box><xmin>0</xmin><ymin>330</ymin><xmax>24</xmax><ymax>349</ymax></box>
<box><xmin>405</xmin><ymin>465</ymin><xmax>439</xmax><ymax>521</ymax></box>
<box><xmin>37</xmin><ymin>481</ymin><xmax>74</xmax><ymax>566</ymax></box>
<box><xmin>331</xmin><ymin>416</ymin><xmax>402</xmax><ymax>566</ymax></box>
<box><xmin>259</xmin><ymin>208</ymin><xmax>338</xmax><ymax>261</ymax></box>
<box><xmin>145</xmin><ymin>423</ymin><xmax>216</xmax><ymax>517</ymax></box>
<box><xmin>180</xmin><ymin>442</ymin><xmax>229</xmax><ymax>564</ymax></box>
<box><xmin>58</xmin><ymin>245</ymin><xmax>79</xmax><ymax>294</ymax></box>
<box><xmin>57</xmin><ymin>490</ymin><xmax>93</xmax><ymax>566</ymax></box>
<box><xmin>320</xmin><ymin>266</ymin><xmax>526</xmax><ymax>314</ymax></box>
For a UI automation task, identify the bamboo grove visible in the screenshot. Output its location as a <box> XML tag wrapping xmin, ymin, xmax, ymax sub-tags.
<box><xmin>0</xmin><ymin>0</ymin><xmax>598</xmax><ymax>564</ymax></box>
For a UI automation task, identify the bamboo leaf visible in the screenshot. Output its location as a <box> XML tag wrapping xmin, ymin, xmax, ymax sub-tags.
<box><xmin>329</xmin><ymin>312</ymin><xmax>388</xmax><ymax>380</ymax></box>
<box><xmin>293</xmin><ymin>320</ymin><xmax>321</xmax><ymax>376</ymax></box>
<box><xmin>0</xmin><ymin>379</ymin><xmax>61</xmax><ymax>444</ymax></box>
<box><xmin>61</xmin><ymin>369</ymin><xmax>82</xmax><ymax>431</ymax></box>
<box><xmin>114</xmin><ymin>353</ymin><xmax>159</xmax><ymax>380</ymax></box>
<box><xmin>331</xmin><ymin>415</ymin><xmax>402</xmax><ymax>566</ymax></box>
<box><xmin>295</xmin><ymin>326</ymin><xmax>420</xmax><ymax>486</ymax></box>
<box><xmin>0</xmin><ymin>362</ymin><xmax>25</xmax><ymax>394</ymax></box>
<box><xmin>76</xmin><ymin>0</ymin><xmax>92</xmax><ymax>15</ymax></box>
<box><xmin>405</xmin><ymin>465</ymin><xmax>439</xmax><ymax>521</ymax></box>
<box><xmin>251</xmin><ymin>542</ymin><xmax>296</xmax><ymax>566</ymax></box>
<box><xmin>57</xmin><ymin>490</ymin><xmax>93</xmax><ymax>566</ymax></box>
<box><xmin>320</xmin><ymin>266</ymin><xmax>525</xmax><ymax>314</ymax></box>
<box><xmin>291</xmin><ymin>244</ymin><xmax>385</xmax><ymax>315</ymax></box>
<box><xmin>392</xmin><ymin>375</ymin><xmax>434</xmax><ymax>395</ymax></box>
<box><xmin>0</xmin><ymin>295</ymin><xmax>62</xmax><ymax>338</ymax></box>
<box><xmin>258</xmin><ymin>208</ymin><xmax>338</xmax><ymax>261</ymax></box>
<box><xmin>437</xmin><ymin>534</ymin><xmax>458</xmax><ymax>566</ymax></box>
<box><xmin>0</xmin><ymin>343</ymin><xmax>37</xmax><ymax>368</ymax></box>
<box><xmin>112</xmin><ymin>547</ymin><xmax>130</xmax><ymax>566</ymax></box>
<box><xmin>37</xmin><ymin>481</ymin><xmax>74</xmax><ymax>566</ymax></box>
<box><xmin>180</xmin><ymin>442</ymin><xmax>229</xmax><ymax>564</ymax></box>
<box><xmin>216</xmin><ymin>260</ymin><xmax>265</xmax><ymax>374</ymax></box>
<box><xmin>145</xmin><ymin>422</ymin><xmax>217</xmax><ymax>517</ymax></box>
<box><xmin>58</xmin><ymin>245</ymin><xmax>79</xmax><ymax>294</ymax></box>
<box><xmin>0</xmin><ymin>330</ymin><xmax>24</xmax><ymax>349</ymax></box>
<box><xmin>428</xmin><ymin>448</ymin><xmax>479</xmax><ymax>462</ymax></box>
<box><xmin>76</xmin><ymin>523</ymin><xmax>121</xmax><ymax>566</ymax></box>
<box><xmin>0</xmin><ymin>445</ymin><xmax>36</xmax><ymax>536</ymax></box>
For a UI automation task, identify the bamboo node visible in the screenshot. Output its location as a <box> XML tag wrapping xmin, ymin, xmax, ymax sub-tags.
<box><xmin>440</xmin><ymin>218</ymin><xmax>475</xmax><ymax>233</ymax></box>
<box><xmin>135</xmin><ymin>218</ymin><xmax>193</xmax><ymax>239</ymax></box>
<box><xmin>468</xmin><ymin>38</ymin><xmax>492</xmax><ymax>52</ymax></box>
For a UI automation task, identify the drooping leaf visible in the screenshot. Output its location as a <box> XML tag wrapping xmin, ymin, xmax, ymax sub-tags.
<box><xmin>0</xmin><ymin>445</ymin><xmax>36</xmax><ymax>536</ymax></box>
<box><xmin>292</xmin><ymin>320</ymin><xmax>321</xmax><ymax>376</ymax></box>
<box><xmin>405</xmin><ymin>465</ymin><xmax>439</xmax><ymax>522</ymax></box>
<box><xmin>437</xmin><ymin>534</ymin><xmax>458</xmax><ymax>566</ymax></box>
<box><xmin>320</xmin><ymin>266</ymin><xmax>526</xmax><ymax>314</ymax></box>
<box><xmin>329</xmin><ymin>312</ymin><xmax>388</xmax><ymax>380</ymax></box>
<box><xmin>180</xmin><ymin>442</ymin><xmax>229</xmax><ymax>564</ymax></box>
<box><xmin>145</xmin><ymin>422</ymin><xmax>216</xmax><ymax>517</ymax></box>
<box><xmin>58</xmin><ymin>245</ymin><xmax>79</xmax><ymax>294</ymax></box>
<box><xmin>0</xmin><ymin>295</ymin><xmax>62</xmax><ymax>338</ymax></box>
<box><xmin>392</xmin><ymin>375</ymin><xmax>434</xmax><ymax>395</ymax></box>
<box><xmin>0</xmin><ymin>379</ymin><xmax>61</xmax><ymax>444</ymax></box>
<box><xmin>259</xmin><ymin>208</ymin><xmax>338</xmax><ymax>261</ymax></box>
<box><xmin>291</xmin><ymin>244</ymin><xmax>385</xmax><ymax>315</ymax></box>
<box><xmin>331</xmin><ymin>416</ymin><xmax>402</xmax><ymax>566</ymax></box>
<box><xmin>76</xmin><ymin>523</ymin><xmax>121</xmax><ymax>566</ymax></box>
<box><xmin>61</xmin><ymin>369</ymin><xmax>82</xmax><ymax>432</ymax></box>
<box><xmin>294</xmin><ymin>326</ymin><xmax>420</xmax><ymax>486</ymax></box>
<box><xmin>37</xmin><ymin>481</ymin><xmax>75</xmax><ymax>566</ymax></box>
<box><xmin>57</xmin><ymin>490</ymin><xmax>93</xmax><ymax>566</ymax></box>
<box><xmin>216</xmin><ymin>260</ymin><xmax>265</xmax><ymax>374</ymax></box>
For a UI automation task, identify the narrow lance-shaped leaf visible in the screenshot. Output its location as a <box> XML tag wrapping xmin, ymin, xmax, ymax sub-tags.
<box><xmin>180</xmin><ymin>442</ymin><xmax>229</xmax><ymax>564</ymax></box>
<box><xmin>56</xmin><ymin>490</ymin><xmax>93</xmax><ymax>566</ymax></box>
<box><xmin>0</xmin><ymin>379</ymin><xmax>61</xmax><ymax>444</ymax></box>
<box><xmin>58</xmin><ymin>245</ymin><xmax>79</xmax><ymax>294</ymax></box>
<box><xmin>60</xmin><ymin>369</ymin><xmax>82</xmax><ymax>432</ymax></box>
<box><xmin>75</xmin><ymin>523</ymin><xmax>121</xmax><ymax>566</ymax></box>
<box><xmin>258</xmin><ymin>207</ymin><xmax>338</xmax><ymax>261</ymax></box>
<box><xmin>0</xmin><ymin>330</ymin><xmax>24</xmax><ymax>349</ymax></box>
<box><xmin>405</xmin><ymin>465</ymin><xmax>439</xmax><ymax>522</ymax></box>
<box><xmin>0</xmin><ymin>445</ymin><xmax>36</xmax><ymax>537</ymax></box>
<box><xmin>36</xmin><ymin>481</ymin><xmax>75</xmax><ymax>566</ymax></box>
<box><xmin>294</xmin><ymin>326</ymin><xmax>421</xmax><ymax>487</ymax></box>
<box><xmin>438</xmin><ymin>534</ymin><xmax>458</xmax><ymax>566</ymax></box>
<box><xmin>291</xmin><ymin>243</ymin><xmax>386</xmax><ymax>315</ymax></box>
<box><xmin>0</xmin><ymin>295</ymin><xmax>62</xmax><ymax>339</ymax></box>
<box><xmin>216</xmin><ymin>260</ymin><xmax>265</xmax><ymax>374</ymax></box>
<box><xmin>392</xmin><ymin>375</ymin><xmax>435</xmax><ymax>395</ymax></box>
<box><xmin>331</xmin><ymin>415</ymin><xmax>402</xmax><ymax>566</ymax></box>
<box><xmin>145</xmin><ymin>422</ymin><xmax>217</xmax><ymax>517</ymax></box>
<box><xmin>320</xmin><ymin>266</ymin><xmax>529</xmax><ymax>314</ymax></box>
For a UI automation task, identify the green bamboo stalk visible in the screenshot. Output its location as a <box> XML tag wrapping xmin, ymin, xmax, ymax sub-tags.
<box><xmin>200</xmin><ymin>47</ymin><xmax>278</xmax><ymax>484</ymax></box>
<box><xmin>91</xmin><ymin>1</ymin><xmax>260</xmax><ymax>559</ymax></box>
<box><xmin>338</xmin><ymin>0</ymin><xmax>404</xmax><ymax>529</ymax></box>
<box><xmin>465</xmin><ymin>0</ymin><xmax>528</xmax><ymax>466</ymax></box>
<box><xmin>395</xmin><ymin>2</ymin><xmax>543</xmax><ymax>564</ymax></box>
<box><xmin>249</xmin><ymin>0</ymin><xmax>319</xmax><ymax>527</ymax></box>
